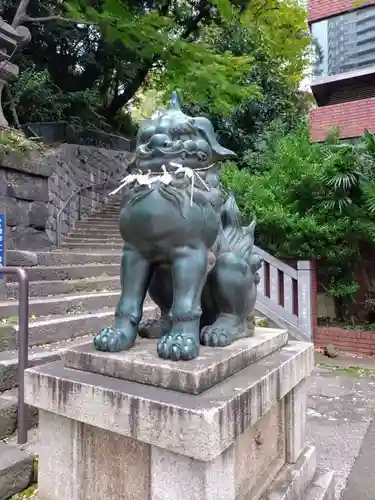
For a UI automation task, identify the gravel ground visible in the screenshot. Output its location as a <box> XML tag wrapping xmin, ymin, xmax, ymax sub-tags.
<box><xmin>307</xmin><ymin>367</ymin><xmax>375</xmax><ymax>499</ymax></box>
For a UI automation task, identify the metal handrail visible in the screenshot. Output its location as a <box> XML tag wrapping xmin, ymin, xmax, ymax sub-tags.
<box><xmin>0</xmin><ymin>267</ymin><xmax>29</xmax><ymax>445</ymax></box>
<box><xmin>56</xmin><ymin>177</ymin><xmax>123</xmax><ymax>247</ymax></box>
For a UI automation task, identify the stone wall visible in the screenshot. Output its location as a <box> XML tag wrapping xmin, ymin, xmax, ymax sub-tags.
<box><xmin>0</xmin><ymin>145</ymin><xmax>132</xmax><ymax>251</ymax></box>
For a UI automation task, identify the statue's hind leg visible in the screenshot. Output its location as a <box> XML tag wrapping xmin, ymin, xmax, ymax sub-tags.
<box><xmin>200</xmin><ymin>252</ymin><xmax>256</xmax><ymax>347</ymax></box>
<box><xmin>93</xmin><ymin>245</ymin><xmax>152</xmax><ymax>352</ymax></box>
<box><xmin>157</xmin><ymin>245</ymin><xmax>207</xmax><ymax>361</ymax></box>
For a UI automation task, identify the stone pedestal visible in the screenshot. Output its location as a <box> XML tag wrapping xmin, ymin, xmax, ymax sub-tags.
<box><xmin>0</xmin><ymin>19</ymin><xmax>23</xmax><ymax>127</ymax></box>
<box><xmin>24</xmin><ymin>327</ymin><xmax>335</xmax><ymax>500</ymax></box>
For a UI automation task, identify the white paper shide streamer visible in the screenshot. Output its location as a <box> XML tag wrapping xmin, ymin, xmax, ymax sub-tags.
<box><xmin>109</xmin><ymin>162</ymin><xmax>211</xmax><ymax>205</ymax></box>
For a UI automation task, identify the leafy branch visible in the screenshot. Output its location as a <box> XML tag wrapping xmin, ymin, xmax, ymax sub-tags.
<box><xmin>11</xmin><ymin>0</ymin><xmax>84</xmax><ymax>28</ymax></box>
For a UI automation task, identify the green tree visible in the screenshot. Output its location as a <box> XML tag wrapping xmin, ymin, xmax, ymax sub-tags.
<box><xmin>2</xmin><ymin>0</ymin><xmax>114</xmax><ymax>128</ymax></box>
<box><xmin>71</xmin><ymin>0</ymin><xmax>309</xmax><ymax>115</ymax></box>
<box><xmin>2</xmin><ymin>0</ymin><xmax>309</xmax><ymax>129</ymax></box>
<box><xmin>183</xmin><ymin>21</ymin><xmax>312</xmax><ymax>163</ymax></box>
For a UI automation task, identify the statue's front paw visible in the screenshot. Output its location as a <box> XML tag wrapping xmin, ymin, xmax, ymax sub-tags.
<box><xmin>157</xmin><ymin>332</ymin><xmax>199</xmax><ymax>361</ymax></box>
<box><xmin>200</xmin><ymin>326</ymin><xmax>231</xmax><ymax>347</ymax></box>
<box><xmin>93</xmin><ymin>326</ymin><xmax>136</xmax><ymax>352</ymax></box>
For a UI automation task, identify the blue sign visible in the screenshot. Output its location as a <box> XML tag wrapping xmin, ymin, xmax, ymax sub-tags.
<box><xmin>0</xmin><ymin>214</ymin><xmax>4</xmax><ymax>279</ymax></box>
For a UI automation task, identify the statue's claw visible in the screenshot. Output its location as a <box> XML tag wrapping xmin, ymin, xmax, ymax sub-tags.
<box><xmin>157</xmin><ymin>331</ymin><xmax>199</xmax><ymax>361</ymax></box>
<box><xmin>93</xmin><ymin>324</ymin><xmax>137</xmax><ymax>353</ymax></box>
<box><xmin>200</xmin><ymin>314</ymin><xmax>250</xmax><ymax>347</ymax></box>
<box><xmin>200</xmin><ymin>326</ymin><xmax>231</xmax><ymax>347</ymax></box>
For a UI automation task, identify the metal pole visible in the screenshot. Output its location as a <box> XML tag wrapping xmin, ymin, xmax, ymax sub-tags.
<box><xmin>56</xmin><ymin>212</ymin><xmax>61</xmax><ymax>248</ymax></box>
<box><xmin>78</xmin><ymin>193</ymin><xmax>82</xmax><ymax>220</ymax></box>
<box><xmin>0</xmin><ymin>267</ymin><xmax>29</xmax><ymax>444</ymax></box>
<box><xmin>17</xmin><ymin>268</ymin><xmax>29</xmax><ymax>445</ymax></box>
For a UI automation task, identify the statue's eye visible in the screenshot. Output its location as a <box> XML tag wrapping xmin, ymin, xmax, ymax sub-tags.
<box><xmin>139</xmin><ymin>126</ymin><xmax>156</xmax><ymax>143</ymax></box>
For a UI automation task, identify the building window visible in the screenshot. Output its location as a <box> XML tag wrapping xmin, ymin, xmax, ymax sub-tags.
<box><xmin>311</xmin><ymin>6</ymin><xmax>375</xmax><ymax>79</ymax></box>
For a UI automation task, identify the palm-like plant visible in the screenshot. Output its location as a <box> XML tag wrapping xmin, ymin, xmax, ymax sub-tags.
<box><xmin>318</xmin><ymin>130</ymin><xmax>375</xmax><ymax>216</ymax></box>
<box><xmin>360</xmin><ymin>130</ymin><xmax>375</xmax><ymax>215</ymax></box>
<box><xmin>318</xmin><ymin>141</ymin><xmax>362</xmax><ymax>213</ymax></box>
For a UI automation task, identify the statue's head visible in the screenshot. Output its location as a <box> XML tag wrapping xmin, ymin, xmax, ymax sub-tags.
<box><xmin>135</xmin><ymin>92</ymin><xmax>236</xmax><ymax>171</ymax></box>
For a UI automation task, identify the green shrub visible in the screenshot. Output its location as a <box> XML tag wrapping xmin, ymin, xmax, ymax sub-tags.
<box><xmin>222</xmin><ymin>123</ymin><xmax>375</xmax><ymax>315</ymax></box>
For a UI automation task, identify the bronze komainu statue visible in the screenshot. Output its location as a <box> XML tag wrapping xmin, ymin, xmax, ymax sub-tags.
<box><xmin>94</xmin><ymin>93</ymin><xmax>262</xmax><ymax>361</ymax></box>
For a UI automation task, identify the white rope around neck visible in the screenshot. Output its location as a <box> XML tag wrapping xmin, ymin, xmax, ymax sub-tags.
<box><xmin>109</xmin><ymin>162</ymin><xmax>212</xmax><ymax>206</ymax></box>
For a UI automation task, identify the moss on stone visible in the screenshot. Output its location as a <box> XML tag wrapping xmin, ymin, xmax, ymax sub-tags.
<box><xmin>0</xmin><ymin>129</ymin><xmax>44</xmax><ymax>155</ymax></box>
<box><xmin>10</xmin><ymin>485</ymin><xmax>37</xmax><ymax>499</ymax></box>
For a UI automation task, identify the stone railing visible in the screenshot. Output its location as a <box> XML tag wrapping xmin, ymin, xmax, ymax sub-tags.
<box><xmin>23</xmin><ymin>122</ymin><xmax>136</xmax><ymax>152</ymax></box>
<box><xmin>254</xmin><ymin>245</ymin><xmax>313</xmax><ymax>342</ymax></box>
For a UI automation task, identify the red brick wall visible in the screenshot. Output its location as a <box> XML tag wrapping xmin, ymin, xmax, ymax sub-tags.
<box><xmin>310</xmin><ymin>98</ymin><xmax>375</xmax><ymax>141</ymax></box>
<box><xmin>314</xmin><ymin>327</ymin><xmax>375</xmax><ymax>355</ymax></box>
<box><xmin>312</xmin><ymin>260</ymin><xmax>375</xmax><ymax>355</ymax></box>
<box><xmin>308</xmin><ymin>0</ymin><xmax>375</xmax><ymax>23</ymax></box>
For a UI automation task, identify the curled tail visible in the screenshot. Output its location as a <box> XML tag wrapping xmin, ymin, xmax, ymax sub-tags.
<box><xmin>220</xmin><ymin>191</ymin><xmax>258</xmax><ymax>265</ymax></box>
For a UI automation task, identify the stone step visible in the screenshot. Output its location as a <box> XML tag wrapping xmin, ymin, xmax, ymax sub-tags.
<box><xmin>97</xmin><ymin>208</ymin><xmax>121</xmax><ymax>214</ymax></box>
<box><xmin>83</xmin><ymin>212</ymin><xmax>119</xmax><ymax>218</ymax></box>
<box><xmin>0</xmin><ymin>308</ymin><xmax>116</xmax><ymax>354</ymax></box>
<box><xmin>0</xmin><ymin>388</ymin><xmax>38</xmax><ymax>440</ymax></box>
<box><xmin>65</xmin><ymin>233</ymin><xmax>122</xmax><ymax>241</ymax></box>
<box><xmin>52</xmin><ymin>247</ymin><xmax>121</xmax><ymax>254</ymax></box>
<box><xmin>264</xmin><ymin>445</ymin><xmax>316</xmax><ymax>500</ymax></box>
<box><xmin>8</xmin><ymin>264</ymin><xmax>119</xmax><ymax>282</ymax></box>
<box><xmin>87</xmin><ymin>210</ymin><xmax>120</xmax><ymax>217</ymax></box>
<box><xmin>0</xmin><ymin>442</ymin><xmax>34</xmax><ymax>499</ymax></box>
<box><xmin>303</xmin><ymin>470</ymin><xmax>335</xmax><ymax>500</ymax></box>
<box><xmin>103</xmin><ymin>202</ymin><xmax>122</xmax><ymax>208</ymax></box>
<box><xmin>81</xmin><ymin>218</ymin><xmax>119</xmax><ymax>225</ymax></box>
<box><xmin>0</xmin><ymin>303</ymin><xmax>158</xmax><ymax>392</ymax></box>
<box><xmin>62</xmin><ymin>240</ymin><xmax>123</xmax><ymax>249</ymax></box>
<box><xmin>74</xmin><ymin>221</ymin><xmax>119</xmax><ymax>229</ymax></box>
<box><xmin>91</xmin><ymin>204</ymin><xmax>122</xmax><ymax>211</ymax></box>
<box><xmin>7</xmin><ymin>276</ymin><xmax>121</xmax><ymax>299</ymax></box>
<box><xmin>0</xmin><ymin>290</ymin><xmax>121</xmax><ymax>319</ymax></box>
<box><xmin>81</xmin><ymin>216</ymin><xmax>120</xmax><ymax>223</ymax></box>
<box><xmin>34</xmin><ymin>251</ymin><xmax>121</xmax><ymax>266</ymax></box>
<box><xmin>0</xmin><ymin>335</ymin><xmax>94</xmax><ymax>393</ymax></box>
<box><xmin>68</xmin><ymin>230</ymin><xmax>121</xmax><ymax>239</ymax></box>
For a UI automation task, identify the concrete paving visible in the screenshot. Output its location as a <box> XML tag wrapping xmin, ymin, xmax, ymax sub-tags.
<box><xmin>307</xmin><ymin>366</ymin><xmax>375</xmax><ymax>499</ymax></box>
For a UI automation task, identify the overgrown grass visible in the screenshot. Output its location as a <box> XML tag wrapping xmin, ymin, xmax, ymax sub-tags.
<box><xmin>316</xmin><ymin>362</ymin><xmax>375</xmax><ymax>378</ymax></box>
<box><xmin>11</xmin><ymin>486</ymin><xmax>37</xmax><ymax>499</ymax></box>
<box><xmin>0</xmin><ymin>128</ymin><xmax>44</xmax><ymax>155</ymax></box>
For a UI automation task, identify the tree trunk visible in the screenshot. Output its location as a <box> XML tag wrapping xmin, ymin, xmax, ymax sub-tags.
<box><xmin>11</xmin><ymin>0</ymin><xmax>31</xmax><ymax>28</ymax></box>
<box><xmin>103</xmin><ymin>63</ymin><xmax>152</xmax><ymax>120</ymax></box>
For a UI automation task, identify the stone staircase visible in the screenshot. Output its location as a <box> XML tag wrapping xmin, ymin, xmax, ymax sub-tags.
<box><xmin>0</xmin><ymin>199</ymin><xmax>159</xmax><ymax>498</ymax></box>
<box><xmin>0</xmin><ymin>200</ymin><xmax>158</xmax><ymax>443</ymax></box>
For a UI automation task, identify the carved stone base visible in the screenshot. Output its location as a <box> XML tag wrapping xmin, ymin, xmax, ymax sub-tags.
<box><xmin>24</xmin><ymin>329</ymin><xmax>334</xmax><ymax>500</ymax></box>
<box><xmin>63</xmin><ymin>327</ymin><xmax>288</xmax><ymax>394</ymax></box>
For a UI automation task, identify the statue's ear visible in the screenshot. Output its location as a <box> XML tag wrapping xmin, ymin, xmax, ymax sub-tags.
<box><xmin>212</xmin><ymin>143</ymin><xmax>237</xmax><ymax>161</ymax></box>
<box><xmin>193</xmin><ymin>118</ymin><xmax>237</xmax><ymax>161</ymax></box>
<box><xmin>168</xmin><ymin>91</ymin><xmax>181</xmax><ymax>111</ymax></box>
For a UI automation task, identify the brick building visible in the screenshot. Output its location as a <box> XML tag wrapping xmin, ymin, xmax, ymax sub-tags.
<box><xmin>308</xmin><ymin>1</ymin><xmax>375</xmax><ymax>353</ymax></box>
<box><xmin>309</xmin><ymin>0</ymin><xmax>375</xmax><ymax>141</ymax></box>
